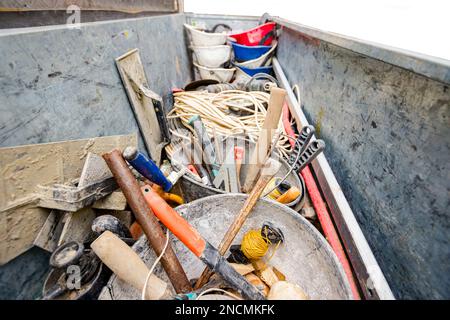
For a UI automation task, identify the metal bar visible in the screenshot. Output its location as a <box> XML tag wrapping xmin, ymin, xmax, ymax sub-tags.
<box><xmin>102</xmin><ymin>149</ymin><xmax>192</xmax><ymax>294</ymax></box>
<box><xmin>273</xmin><ymin>57</ymin><xmax>395</xmax><ymax>300</ymax></box>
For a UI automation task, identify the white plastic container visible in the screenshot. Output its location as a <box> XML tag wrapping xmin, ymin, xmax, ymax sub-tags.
<box><xmin>191</xmin><ymin>45</ymin><xmax>231</xmax><ymax>68</ymax></box>
<box><xmin>184</xmin><ymin>24</ymin><xmax>227</xmax><ymax>46</ymax></box>
<box><xmin>193</xmin><ymin>62</ymin><xmax>235</xmax><ymax>83</ymax></box>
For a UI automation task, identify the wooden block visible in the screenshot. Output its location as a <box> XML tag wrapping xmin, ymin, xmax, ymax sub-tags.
<box><xmin>230</xmin><ymin>263</ymin><xmax>254</xmax><ymax>276</ymax></box>
<box><xmin>267</xmin><ymin>281</ymin><xmax>309</xmax><ymax>300</ymax></box>
<box><xmin>272</xmin><ymin>267</ymin><xmax>286</xmax><ymax>282</ymax></box>
<box><xmin>92</xmin><ymin>191</ymin><xmax>127</xmax><ymax>210</ymax></box>
<box><xmin>243</xmin><ymin>88</ymin><xmax>286</xmax><ymax>192</ymax></box>
<box><xmin>257</xmin><ymin>267</ymin><xmax>279</xmax><ymax>288</ymax></box>
<box><xmin>0</xmin><ymin>133</ymin><xmax>137</xmax><ymax>264</ymax></box>
<box><xmin>245</xmin><ymin>273</ymin><xmax>269</xmax><ymax>297</ymax></box>
<box><xmin>251</xmin><ymin>259</ymin><xmax>267</xmax><ymax>272</ymax></box>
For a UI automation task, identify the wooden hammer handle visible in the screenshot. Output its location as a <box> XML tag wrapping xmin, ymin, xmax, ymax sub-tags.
<box><xmin>91</xmin><ymin>231</ymin><xmax>170</xmax><ymax>300</ymax></box>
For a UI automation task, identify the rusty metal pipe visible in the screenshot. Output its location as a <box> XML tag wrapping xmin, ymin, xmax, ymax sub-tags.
<box><xmin>102</xmin><ymin>149</ymin><xmax>192</xmax><ymax>294</ymax></box>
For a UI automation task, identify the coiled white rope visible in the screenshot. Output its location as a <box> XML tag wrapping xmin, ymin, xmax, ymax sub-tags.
<box><xmin>167</xmin><ymin>90</ymin><xmax>293</xmax><ymax>159</ymax></box>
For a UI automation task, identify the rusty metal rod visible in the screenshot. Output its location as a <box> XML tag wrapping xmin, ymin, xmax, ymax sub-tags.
<box><xmin>102</xmin><ymin>149</ymin><xmax>192</xmax><ymax>294</ymax></box>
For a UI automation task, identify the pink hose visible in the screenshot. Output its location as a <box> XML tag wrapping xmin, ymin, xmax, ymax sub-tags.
<box><xmin>282</xmin><ymin>103</ymin><xmax>361</xmax><ymax>299</ymax></box>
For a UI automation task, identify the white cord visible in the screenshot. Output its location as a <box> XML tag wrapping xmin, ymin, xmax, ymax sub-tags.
<box><xmin>141</xmin><ymin>228</ymin><xmax>170</xmax><ymax>300</ymax></box>
<box><xmin>195</xmin><ymin>288</ymin><xmax>242</xmax><ymax>300</ymax></box>
<box><xmin>167</xmin><ymin>90</ymin><xmax>293</xmax><ymax>160</ymax></box>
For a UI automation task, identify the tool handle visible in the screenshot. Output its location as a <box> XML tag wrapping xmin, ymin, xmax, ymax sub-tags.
<box><xmin>103</xmin><ymin>149</ymin><xmax>192</xmax><ymax>294</ymax></box>
<box><xmin>188</xmin><ymin>115</ymin><xmax>220</xmax><ymax>177</ymax></box>
<box><xmin>195</xmin><ymin>159</ymin><xmax>281</xmax><ymax>289</ymax></box>
<box><xmin>141</xmin><ymin>187</ymin><xmax>265</xmax><ymax>300</ymax></box>
<box><xmin>243</xmin><ymin>87</ymin><xmax>286</xmax><ymax>192</ymax></box>
<box><xmin>288</xmin><ymin>125</ymin><xmax>315</xmax><ymax>166</ymax></box>
<box><xmin>234</xmin><ymin>146</ymin><xmax>244</xmax><ymax>191</ymax></box>
<box><xmin>123</xmin><ymin>147</ymin><xmax>173</xmax><ymax>192</ymax></box>
<box><xmin>276</xmin><ymin>186</ymin><xmax>301</xmax><ymax>204</ymax></box>
<box><xmin>91</xmin><ymin>231</ymin><xmax>170</xmax><ymax>300</ymax></box>
<box><xmin>294</xmin><ymin>140</ymin><xmax>325</xmax><ymax>172</ymax></box>
<box><xmin>141</xmin><ymin>186</ymin><xmax>206</xmax><ymax>257</ymax></box>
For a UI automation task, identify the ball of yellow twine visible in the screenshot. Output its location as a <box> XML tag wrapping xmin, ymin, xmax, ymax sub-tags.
<box><xmin>241</xmin><ymin>229</ymin><xmax>281</xmax><ymax>261</ymax></box>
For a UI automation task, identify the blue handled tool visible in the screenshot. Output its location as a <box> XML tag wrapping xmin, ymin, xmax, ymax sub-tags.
<box><xmin>123</xmin><ymin>146</ymin><xmax>173</xmax><ymax>192</ymax></box>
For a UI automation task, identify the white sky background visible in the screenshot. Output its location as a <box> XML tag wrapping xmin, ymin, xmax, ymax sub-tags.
<box><xmin>184</xmin><ymin>0</ymin><xmax>450</xmax><ymax>61</ymax></box>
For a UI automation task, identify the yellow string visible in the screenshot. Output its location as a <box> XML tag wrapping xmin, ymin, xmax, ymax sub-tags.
<box><xmin>240</xmin><ymin>229</ymin><xmax>281</xmax><ymax>261</ymax></box>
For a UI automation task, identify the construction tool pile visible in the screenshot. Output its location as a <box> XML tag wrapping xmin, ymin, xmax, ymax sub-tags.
<box><xmin>0</xmin><ymin>21</ymin><xmax>334</xmax><ymax>301</ymax></box>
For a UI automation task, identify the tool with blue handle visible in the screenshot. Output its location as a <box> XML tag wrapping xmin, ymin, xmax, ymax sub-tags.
<box><xmin>123</xmin><ymin>146</ymin><xmax>173</xmax><ymax>192</ymax></box>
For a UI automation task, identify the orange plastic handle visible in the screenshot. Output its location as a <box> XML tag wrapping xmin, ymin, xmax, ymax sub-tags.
<box><xmin>141</xmin><ymin>185</ymin><xmax>206</xmax><ymax>257</ymax></box>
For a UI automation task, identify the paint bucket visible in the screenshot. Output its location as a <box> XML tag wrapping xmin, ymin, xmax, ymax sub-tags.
<box><xmin>184</xmin><ymin>24</ymin><xmax>227</xmax><ymax>46</ymax></box>
<box><xmin>229</xmin><ymin>22</ymin><xmax>276</xmax><ymax>46</ymax></box>
<box><xmin>234</xmin><ymin>42</ymin><xmax>277</xmax><ymax>68</ymax></box>
<box><xmin>193</xmin><ymin>62</ymin><xmax>235</xmax><ymax>83</ymax></box>
<box><xmin>191</xmin><ymin>45</ymin><xmax>232</xmax><ymax>68</ymax></box>
<box><xmin>100</xmin><ymin>194</ymin><xmax>353</xmax><ymax>300</ymax></box>
<box><xmin>231</xmin><ymin>42</ymin><xmax>272</xmax><ymax>62</ymax></box>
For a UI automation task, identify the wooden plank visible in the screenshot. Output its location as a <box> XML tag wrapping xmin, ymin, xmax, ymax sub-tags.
<box><xmin>242</xmin><ymin>88</ymin><xmax>286</xmax><ymax>193</ymax></box>
<box><xmin>0</xmin><ymin>1</ymin><xmax>179</xmax><ymax>13</ymax></box>
<box><xmin>0</xmin><ymin>133</ymin><xmax>137</xmax><ymax>265</ymax></box>
<box><xmin>230</xmin><ymin>263</ymin><xmax>254</xmax><ymax>276</ymax></box>
<box><xmin>116</xmin><ymin>49</ymin><xmax>166</xmax><ymax>166</ymax></box>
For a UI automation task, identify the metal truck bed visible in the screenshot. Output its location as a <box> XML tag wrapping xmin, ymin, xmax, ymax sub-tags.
<box><xmin>0</xmin><ymin>12</ymin><xmax>448</xmax><ymax>300</ymax></box>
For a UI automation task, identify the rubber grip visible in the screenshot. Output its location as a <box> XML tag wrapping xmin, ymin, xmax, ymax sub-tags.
<box><xmin>128</xmin><ymin>151</ymin><xmax>173</xmax><ymax>192</ymax></box>
<box><xmin>141</xmin><ymin>185</ymin><xmax>206</xmax><ymax>257</ymax></box>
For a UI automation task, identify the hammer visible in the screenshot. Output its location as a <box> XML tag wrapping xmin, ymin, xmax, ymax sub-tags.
<box><xmin>141</xmin><ymin>185</ymin><xmax>265</xmax><ymax>300</ymax></box>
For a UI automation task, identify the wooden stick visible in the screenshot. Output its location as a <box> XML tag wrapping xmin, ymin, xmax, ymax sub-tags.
<box><xmin>91</xmin><ymin>231</ymin><xmax>171</xmax><ymax>300</ymax></box>
<box><xmin>242</xmin><ymin>87</ymin><xmax>286</xmax><ymax>193</ymax></box>
<box><xmin>194</xmin><ymin>158</ymin><xmax>281</xmax><ymax>289</ymax></box>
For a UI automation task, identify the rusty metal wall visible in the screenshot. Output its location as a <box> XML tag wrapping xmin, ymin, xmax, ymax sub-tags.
<box><xmin>276</xmin><ymin>24</ymin><xmax>450</xmax><ymax>299</ymax></box>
